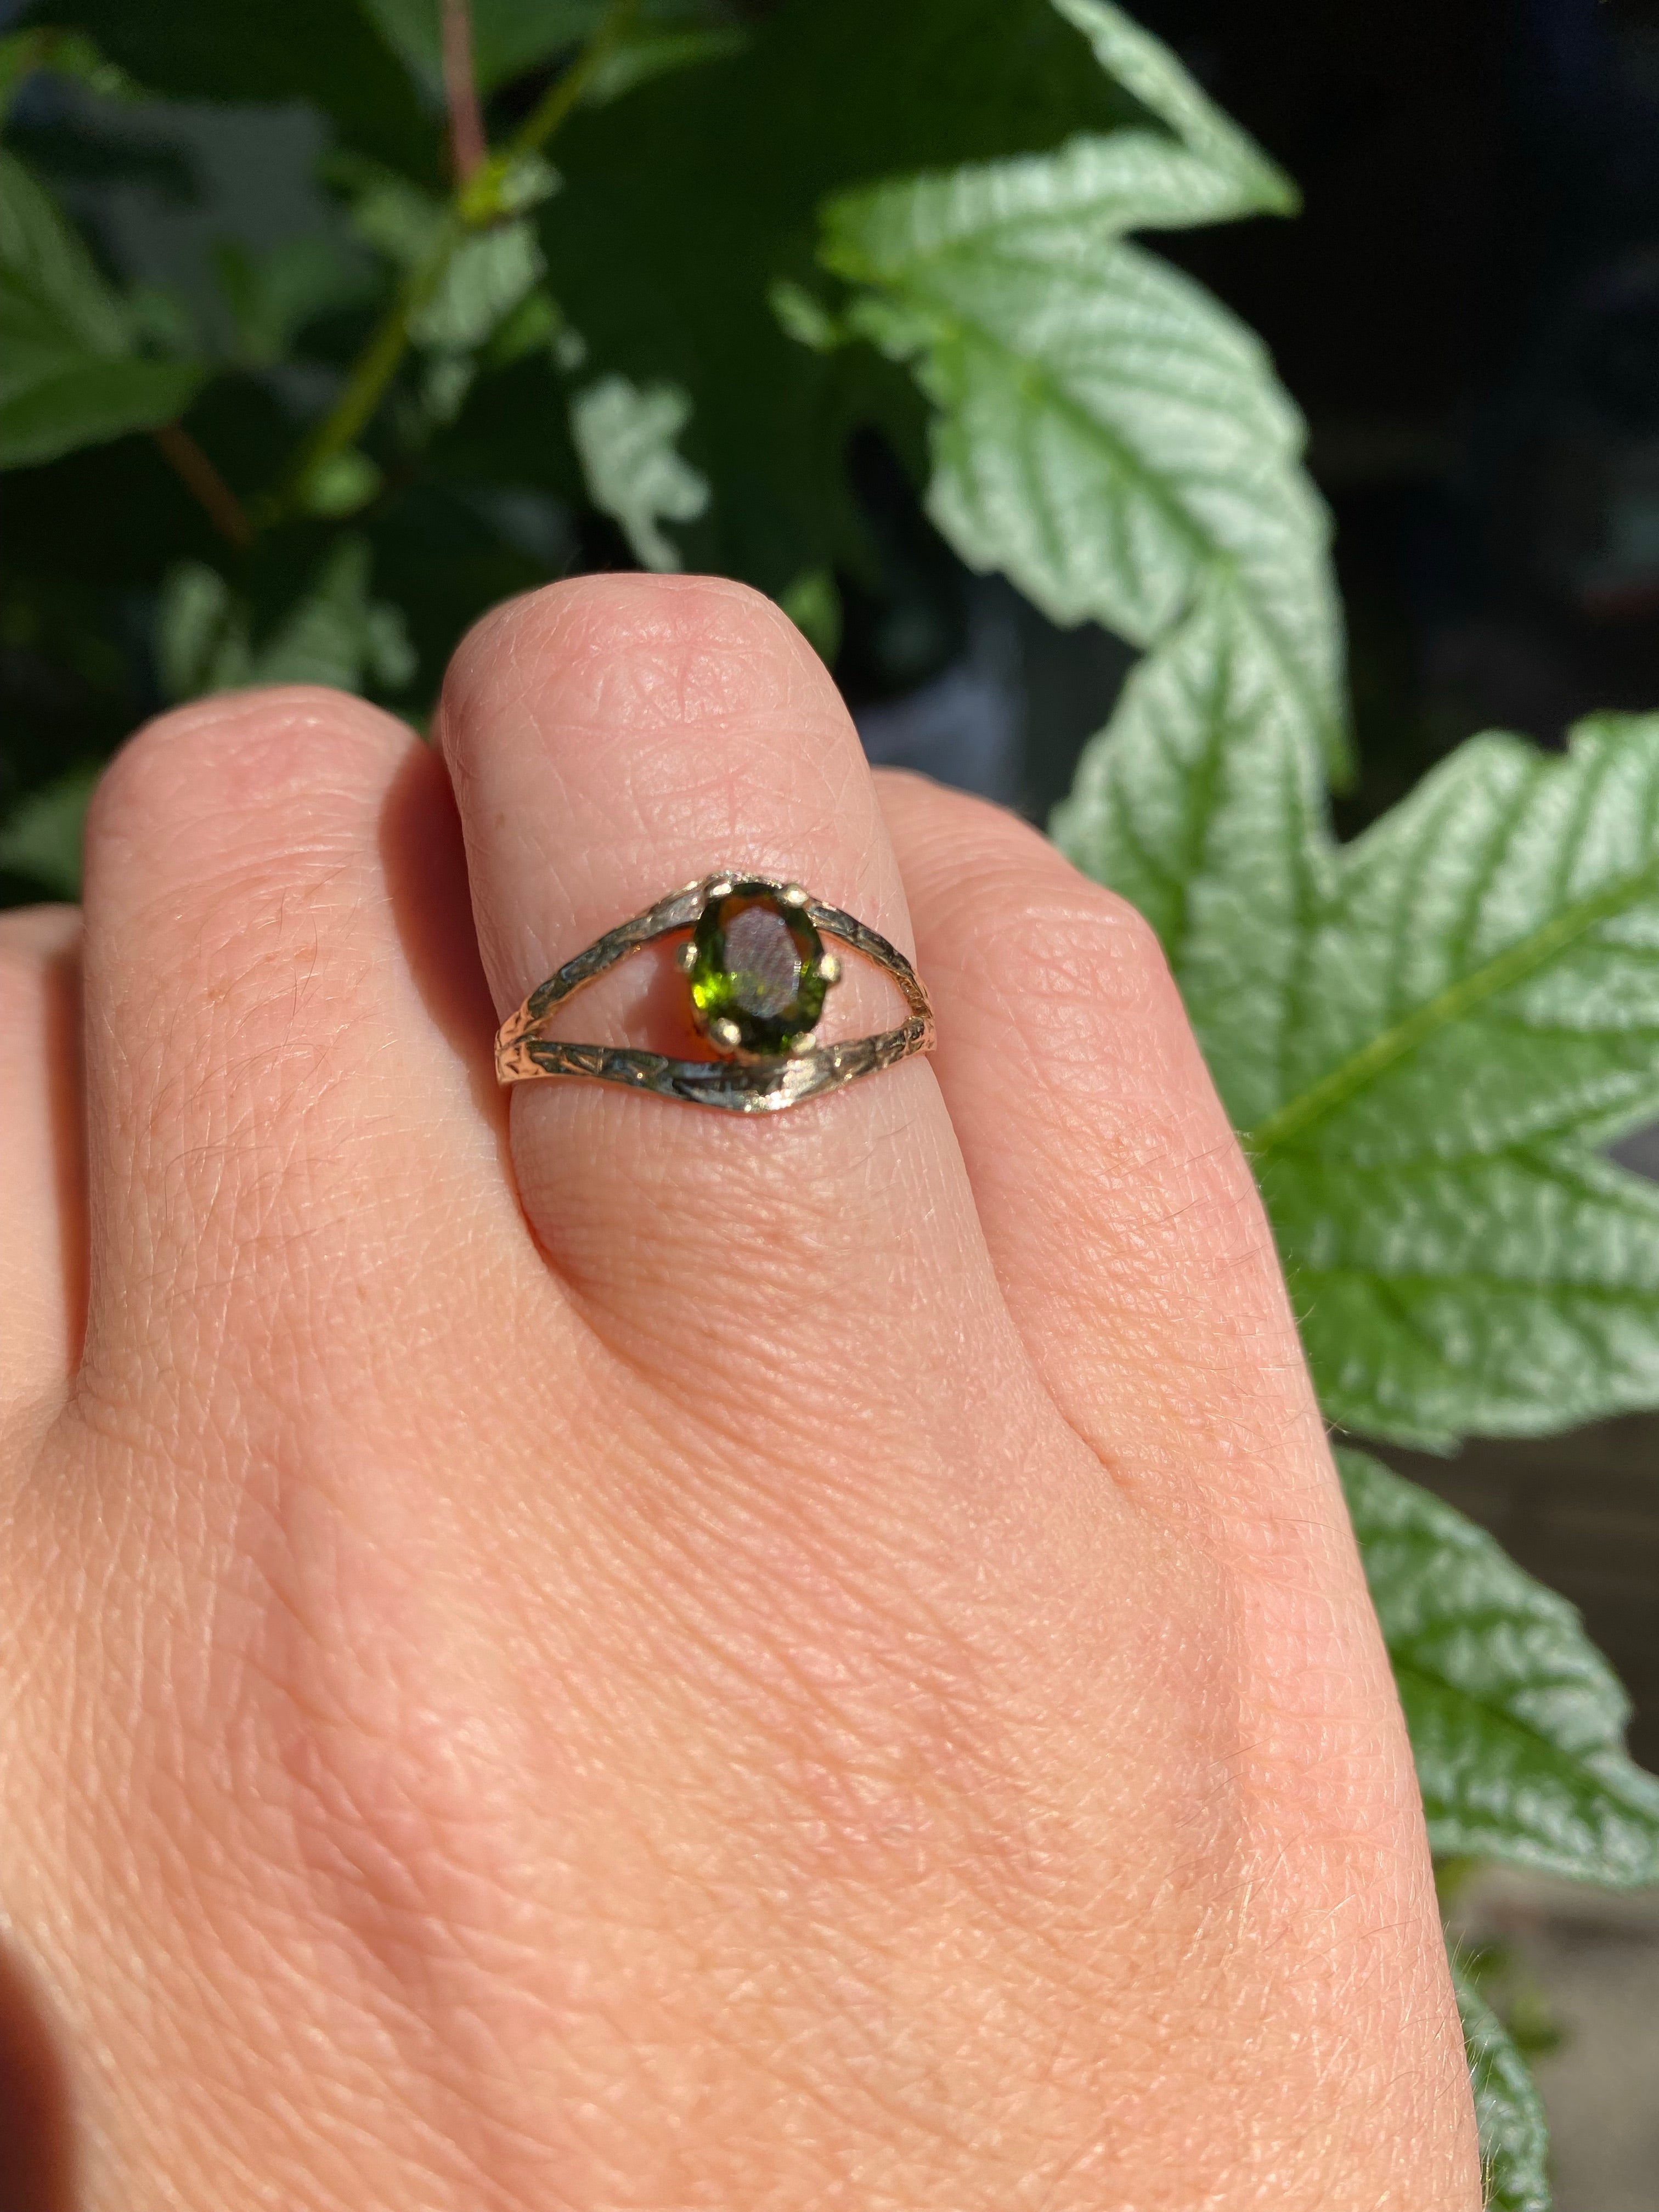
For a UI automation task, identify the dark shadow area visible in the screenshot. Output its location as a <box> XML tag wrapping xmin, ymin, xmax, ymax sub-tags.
<box><xmin>1125</xmin><ymin>0</ymin><xmax>1659</xmax><ymax>829</ymax></box>
<box><xmin>375</xmin><ymin>738</ymin><xmax>511</xmax><ymax>1150</ymax></box>
<box><xmin>0</xmin><ymin>1940</ymin><xmax>76</xmax><ymax>2212</ymax></box>
<box><xmin>42</xmin><ymin>926</ymin><xmax>88</xmax><ymax>1374</ymax></box>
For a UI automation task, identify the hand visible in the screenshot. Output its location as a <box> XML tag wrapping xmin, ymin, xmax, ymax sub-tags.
<box><xmin>0</xmin><ymin>577</ymin><xmax>1479</xmax><ymax>2208</ymax></box>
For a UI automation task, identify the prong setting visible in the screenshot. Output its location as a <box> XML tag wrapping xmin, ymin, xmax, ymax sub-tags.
<box><xmin>495</xmin><ymin>870</ymin><xmax>934</xmax><ymax>1107</ymax></box>
<box><xmin>817</xmin><ymin>951</ymin><xmax>841</xmax><ymax>984</ymax></box>
<box><xmin>686</xmin><ymin>877</ymin><xmax>833</xmax><ymax>1058</ymax></box>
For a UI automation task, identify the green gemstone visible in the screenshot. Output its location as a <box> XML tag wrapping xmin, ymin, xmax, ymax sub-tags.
<box><xmin>689</xmin><ymin>882</ymin><xmax>830</xmax><ymax>1056</ymax></box>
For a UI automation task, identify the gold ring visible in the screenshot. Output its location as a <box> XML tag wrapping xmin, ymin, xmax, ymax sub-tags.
<box><xmin>494</xmin><ymin>872</ymin><xmax>935</xmax><ymax>1114</ymax></box>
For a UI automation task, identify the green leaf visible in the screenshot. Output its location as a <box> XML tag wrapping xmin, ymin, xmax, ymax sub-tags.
<box><xmin>0</xmin><ymin>353</ymin><xmax>203</xmax><ymax>466</ymax></box>
<box><xmin>156</xmin><ymin>560</ymin><xmax>252</xmax><ymax>700</ymax></box>
<box><xmin>0</xmin><ymin>148</ymin><xmax>204</xmax><ymax>465</ymax></box>
<box><xmin>0</xmin><ymin>144</ymin><xmax>131</xmax><ymax>358</ymax></box>
<box><xmin>777</xmin><ymin>566</ymin><xmax>842</xmax><ymax>662</ymax></box>
<box><xmin>0</xmin><ymin>25</ymin><xmax>133</xmax><ymax>123</ymax></box>
<box><xmin>826</xmin><ymin>0</ymin><xmax>1296</xmax><ymax>264</ymax></box>
<box><xmin>410</xmin><ymin>219</ymin><xmax>546</xmax><ymax>352</ymax></box>
<box><xmin>540</xmin><ymin>0</ymin><xmax>1159</xmax><ymax>593</ymax></box>
<box><xmin>0</xmin><ymin>764</ymin><xmax>99</xmax><ymax>897</ymax></box>
<box><xmin>357</xmin><ymin>0</ymin><xmax>736</xmax><ymax>100</ymax></box>
<box><xmin>484</xmin><ymin>282</ymin><xmax>562</xmax><ymax>366</ymax></box>
<box><xmin>768</xmin><ymin>276</ymin><xmax>846</xmax><ymax>354</ymax></box>
<box><xmin>1058</xmin><ymin>584</ymin><xmax>1659</xmax><ymax>1444</ymax></box>
<box><xmin>358</xmin><ymin>0</ymin><xmax>600</xmax><ymax>94</ymax></box>
<box><xmin>1053</xmin><ymin>579</ymin><xmax>1333</xmax><ymax>1120</ymax></box>
<box><xmin>584</xmin><ymin>21</ymin><xmax>747</xmax><ymax>106</ymax></box>
<box><xmin>252</xmin><ymin>539</ymin><xmax>416</xmax><ymax>691</ymax></box>
<box><xmin>158</xmin><ymin>541</ymin><xmax>416</xmax><ymax>703</ymax></box>
<box><xmin>331</xmin><ymin>150</ymin><xmax>552</xmax><ymax>363</ymax></box>
<box><xmin>40</xmin><ymin>0</ymin><xmax>436</xmax><ymax>177</ymax></box>
<box><xmin>819</xmin><ymin>9</ymin><xmax>1342</xmax><ymax>771</ymax></box>
<box><xmin>1342</xmin><ymin>1448</ymin><xmax>1659</xmax><ymax>1883</ymax></box>
<box><xmin>334</xmin><ymin>154</ymin><xmax>447</xmax><ymax>270</ymax></box>
<box><xmin>299</xmin><ymin>449</ymin><xmax>385</xmax><ymax>519</ymax></box>
<box><xmin>213</xmin><ymin>236</ymin><xmax>377</xmax><ymax>369</ymax></box>
<box><xmin>569</xmin><ymin>373</ymin><xmax>710</xmax><ymax>569</ymax></box>
<box><xmin>1048</xmin><ymin>0</ymin><xmax>1297</xmax><ymax>219</ymax></box>
<box><xmin>1448</xmin><ymin>1948</ymin><xmax>1553</xmax><ymax>2211</ymax></box>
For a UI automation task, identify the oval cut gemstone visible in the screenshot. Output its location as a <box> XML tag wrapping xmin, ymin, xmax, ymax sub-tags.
<box><xmin>689</xmin><ymin>883</ymin><xmax>829</xmax><ymax>1055</ymax></box>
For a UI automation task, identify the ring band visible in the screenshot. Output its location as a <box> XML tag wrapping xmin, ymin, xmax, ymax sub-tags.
<box><xmin>494</xmin><ymin>871</ymin><xmax>935</xmax><ymax>1113</ymax></box>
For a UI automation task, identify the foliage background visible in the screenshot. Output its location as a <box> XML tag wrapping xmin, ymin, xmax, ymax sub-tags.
<box><xmin>7</xmin><ymin>3</ymin><xmax>1659</xmax><ymax>2206</ymax></box>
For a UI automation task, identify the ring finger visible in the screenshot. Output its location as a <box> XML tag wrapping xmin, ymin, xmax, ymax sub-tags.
<box><xmin>435</xmin><ymin>573</ymin><xmax>1032</xmax><ymax>1443</ymax></box>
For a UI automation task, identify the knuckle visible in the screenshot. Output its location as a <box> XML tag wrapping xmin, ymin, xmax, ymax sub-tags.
<box><xmin>80</xmin><ymin>693</ymin><xmax>416</xmax><ymax>1190</ymax></box>
<box><xmin>975</xmin><ymin>869</ymin><xmax>1181</xmax><ymax>1032</ymax></box>
<box><xmin>461</xmin><ymin>569</ymin><xmax>796</xmax><ymax>668</ymax></box>
<box><xmin>441</xmin><ymin>572</ymin><xmax>828</xmax><ymax>754</ymax></box>
<box><xmin>1023</xmin><ymin>885</ymin><xmax>1173</xmax><ymax>1011</ymax></box>
<box><xmin>899</xmin><ymin>782</ymin><xmax>1182</xmax><ymax>1028</ymax></box>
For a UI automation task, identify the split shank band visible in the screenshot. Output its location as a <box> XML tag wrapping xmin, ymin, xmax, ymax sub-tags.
<box><xmin>494</xmin><ymin>871</ymin><xmax>935</xmax><ymax>1114</ymax></box>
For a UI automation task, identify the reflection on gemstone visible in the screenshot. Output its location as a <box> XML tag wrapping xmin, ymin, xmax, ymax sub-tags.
<box><xmin>723</xmin><ymin>902</ymin><xmax>800</xmax><ymax>1016</ymax></box>
<box><xmin>689</xmin><ymin>882</ymin><xmax>831</xmax><ymax>1056</ymax></box>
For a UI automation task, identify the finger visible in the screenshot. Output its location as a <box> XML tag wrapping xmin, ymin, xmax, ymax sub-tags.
<box><xmin>875</xmin><ymin>771</ymin><xmax>1329</xmax><ymax>1519</ymax></box>
<box><xmin>0</xmin><ymin>906</ymin><xmax>86</xmax><ymax>1409</ymax></box>
<box><xmin>76</xmin><ymin>690</ymin><xmax>532</xmax><ymax>1402</ymax></box>
<box><xmin>435</xmin><ymin>575</ymin><xmax>1025</xmax><ymax>1421</ymax></box>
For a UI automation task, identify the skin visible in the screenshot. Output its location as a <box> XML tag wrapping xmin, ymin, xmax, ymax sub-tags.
<box><xmin>0</xmin><ymin>574</ymin><xmax>1480</xmax><ymax>2209</ymax></box>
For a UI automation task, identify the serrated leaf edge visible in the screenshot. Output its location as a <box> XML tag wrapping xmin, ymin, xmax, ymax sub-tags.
<box><xmin>1449</xmin><ymin>1949</ymin><xmax>1553</xmax><ymax>2212</ymax></box>
<box><xmin>1341</xmin><ymin>1450</ymin><xmax>1659</xmax><ymax>1884</ymax></box>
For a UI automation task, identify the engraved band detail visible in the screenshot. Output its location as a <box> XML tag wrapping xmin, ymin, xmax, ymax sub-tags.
<box><xmin>494</xmin><ymin>874</ymin><xmax>935</xmax><ymax>1114</ymax></box>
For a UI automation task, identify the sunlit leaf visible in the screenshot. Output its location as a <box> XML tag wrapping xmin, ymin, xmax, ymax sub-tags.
<box><xmin>820</xmin><ymin>2</ymin><xmax>1343</xmax><ymax>771</ymax></box>
<box><xmin>411</xmin><ymin>219</ymin><xmax>545</xmax><ymax>351</ymax></box>
<box><xmin>1449</xmin><ymin>1949</ymin><xmax>1553</xmax><ymax>2212</ymax></box>
<box><xmin>569</xmin><ymin>372</ymin><xmax>709</xmax><ymax>569</ymax></box>
<box><xmin>541</xmin><ymin>0</ymin><xmax>1156</xmax><ymax>591</ymax></box>
<box><xmin>1059</xmin><ymin>584</ymin><xmax>1659</xmax><ymax>1445</ymax></box>
<box><xmin>1342</xmin><ymin>1448</ymin><xmax>1659</xmax><ymax>1882</ymax></box>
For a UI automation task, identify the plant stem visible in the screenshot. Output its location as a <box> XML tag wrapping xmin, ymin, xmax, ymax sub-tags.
<box><xmin>272</xmin><ymin>239</ymin><xmax>456</xmax><ymax>516</ymax></box>
<box><xmin>152</xmin><ymin>422</ymin><xmax>253</xmax><ymax>550</ymax></box>
<box><xmin>266</xmin><ymin>0</ymin><xmax>639</xmax><ymax>527</ymax></box>
<box><xmin>442</xmin><ymin>0</ymin><xmax>487</xmax><ymax>182</ymax></box>
<box><xmin>506</xmin><ymin>0</ymin><xmax>640</xmax><ymax>160</ymax></box>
